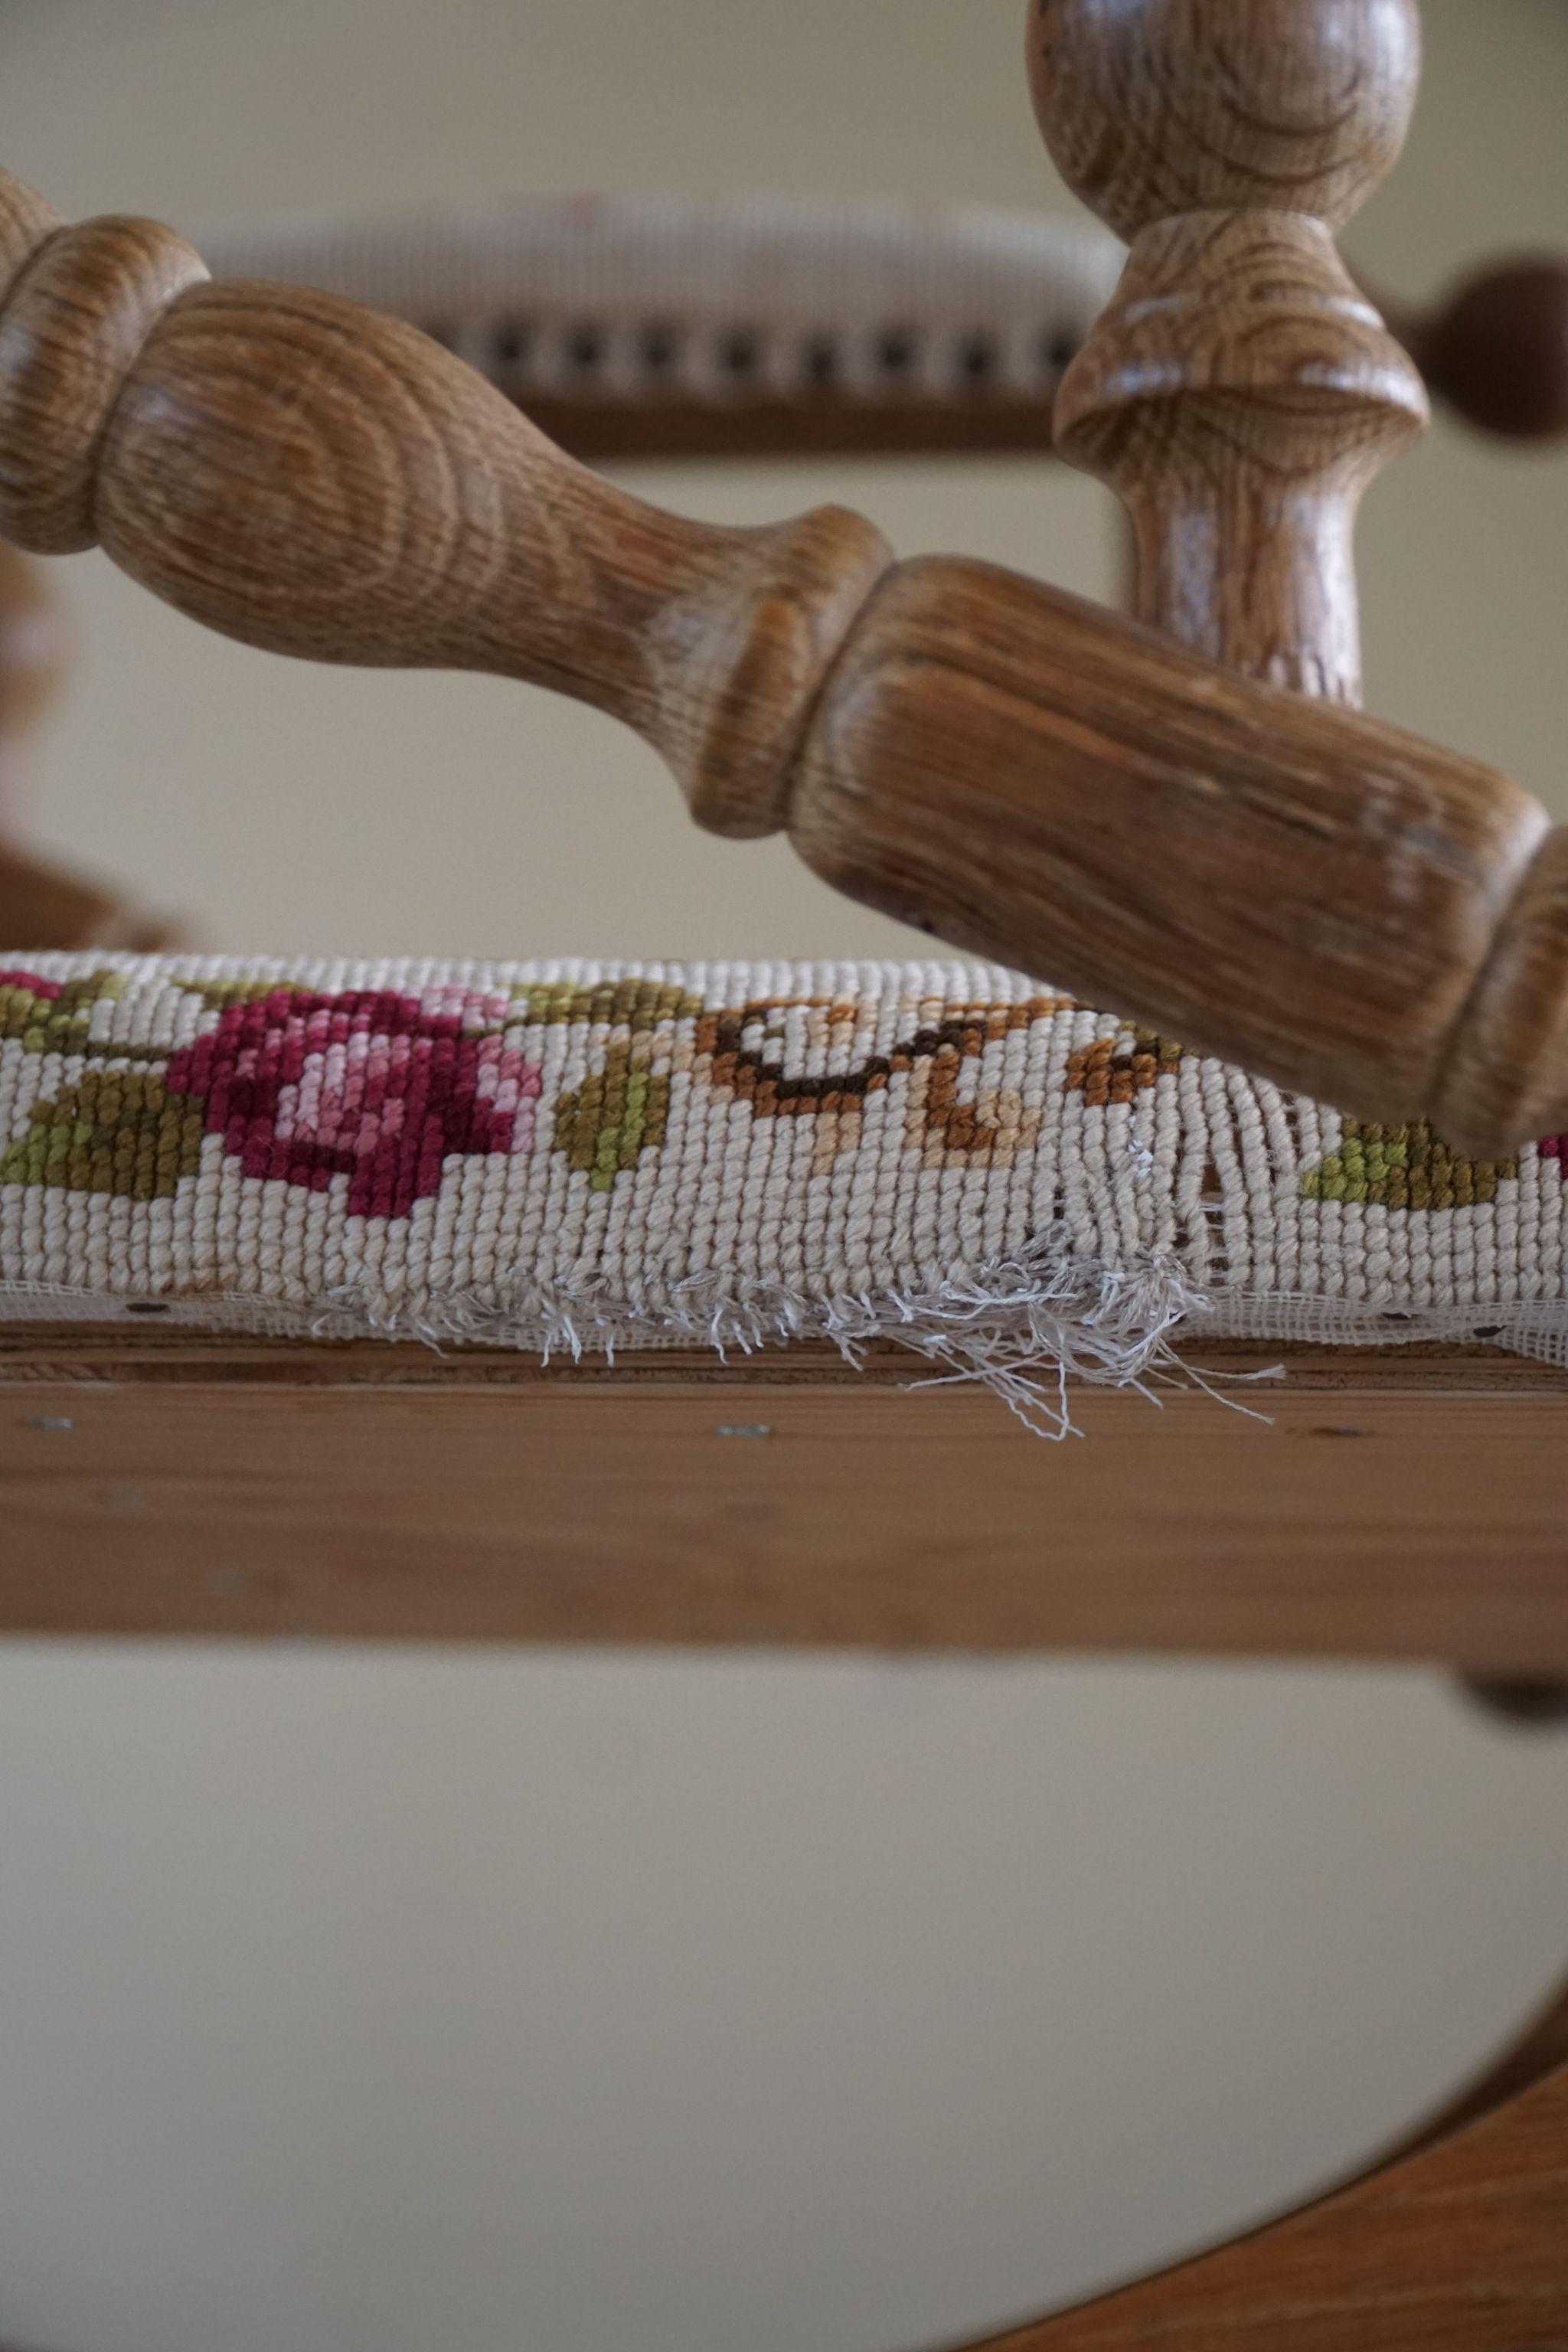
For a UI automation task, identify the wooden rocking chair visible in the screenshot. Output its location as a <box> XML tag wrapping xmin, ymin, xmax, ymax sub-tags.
<box><xmin>3</xmin><ymin>2</ymin><xmax>1568</xmax><ymax>2344</ymax></box>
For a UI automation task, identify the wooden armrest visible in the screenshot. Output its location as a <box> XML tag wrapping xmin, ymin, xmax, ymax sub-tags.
<box><xmin>0</xmin><ymin>157</ymin><xmax>1560</xmax><ymax>1161</ymax></box>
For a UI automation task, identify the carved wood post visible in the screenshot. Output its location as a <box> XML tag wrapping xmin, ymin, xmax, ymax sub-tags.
<box><xmin>1030</xmin><ymin>0</ymin><xmax>1429</xmax><ymax>707</ymax></box>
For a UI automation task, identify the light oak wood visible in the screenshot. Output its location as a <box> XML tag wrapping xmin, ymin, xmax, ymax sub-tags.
<box><xmin>974</xmin><ymin>2053</ymin><xmax>1568</xmax><ymax>2350</ymax></box>
<box><xmin>1054</xmin><ymin>209</ymin><xmax>1425</xmax><ymax>704</ymax></box>
<box><xmin>0</xmin><ymin>178</ymin><xmax>896</xmax><ymax>846</ymax></box>
<box><xmin>5</xmin><ymin>1328</ymin><xmax>1568</xmax><ymax>2352</ymax></box>
<box><xmin>984</xmin><ymin>19</ymin><xmax>1568</xmax><ymax>2347</ymax></box>
<box><xmin>97</xmin><ymin>280</ymin><xmax>890</xmax><ymax>848</ymax></box>
<box><xmin>1031</xmin><ymin>0</ymin><xmax>1427</xmax><ymax>705</ymax></box>
<box><xmin>0</xmin><ymin>14</ymin><xmax>1559</xmax><ymax>2350</ymax></box>
<box><xmin>0</xmin><ymin>160</ymin><xmax>1563</xmax><ymax>1151</ymax></box>
<box><xmin>790</xmin><ymin>554</ymin><xmax>1547</xmax><ymax>1123</ymax></box>
<box><xmin>2</xmin><ymin>1330</ymin><xmax>1566</xmax><ymax>1662</ymax></box>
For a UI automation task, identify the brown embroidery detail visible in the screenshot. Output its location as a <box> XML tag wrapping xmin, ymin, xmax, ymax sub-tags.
<box><xmin>703</xmin><ymin>998</ymin><xmax>1067</xmax><ymax>1124</ymax></box>
<box><xmin>548</xmin><ymin>994</ymin><xmax>1069</xmax><ymax>1189</ymax></box>
<box><xmin>1067</xmin><ymin>1026</ymin><xmax>1185</xmax><ymax>1106</ymax></box>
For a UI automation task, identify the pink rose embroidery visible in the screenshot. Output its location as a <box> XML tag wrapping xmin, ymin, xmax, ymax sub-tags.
<box><xmin>165</xmin><ymin>986</ymin><xmax>542</xmax><ymax>1217</ymax></box>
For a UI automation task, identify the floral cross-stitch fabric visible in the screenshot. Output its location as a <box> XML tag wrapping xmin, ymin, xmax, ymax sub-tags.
<box><xmin>5</xmin><ymin>956</ymin><xmax>1568</xmax><ymax>1409</ymax></box>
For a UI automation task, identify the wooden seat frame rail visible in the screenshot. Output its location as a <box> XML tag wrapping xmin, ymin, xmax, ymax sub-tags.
<box><xmin>3</xmin><ymin>4</ymin><xmax>1568</xmax><ymax>2348</ymax></box>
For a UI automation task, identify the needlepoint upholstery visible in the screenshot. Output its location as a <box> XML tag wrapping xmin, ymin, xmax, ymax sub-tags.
<box><xmin>2</xmin><ymin>956</ymin><xmax>1566</xmax><ymax>1418</ymax></box>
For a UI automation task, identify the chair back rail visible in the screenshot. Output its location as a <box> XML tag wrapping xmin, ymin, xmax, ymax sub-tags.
<box><xmin>195</xmin><ymin>198</ymin><xmax>1568</xmax><ymax>462</ymax></box>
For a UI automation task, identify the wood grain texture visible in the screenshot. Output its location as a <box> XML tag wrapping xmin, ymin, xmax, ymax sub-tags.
<box><xmin>1027</xmin><ymin>0</ymin><xmax>1421</xmax><ymax>241</ymax></box>
<box><xmin>789</xmin><ymin>555</ymin><xmax>1546</xmax><ymax>1121</ymax></box>
<box><xmin>972</xmin><ymin>2055</ymin><xmax>1568</xmax><ymax>2350</ymax></box>
<box><xmin>5</xmin><ymin>1321</ymin><xmax>1568</xmax><ymax>2352</ymax></box>
<box><xmin>1030</xmin><ymin>0</ymin><xmax>1426</xmax><ymax>707</ymax></box>
<box><xmin>100</xmin><ymin>279</ymin><xmax>893</xmax><ymax>843</ymax></box>
<box><xmin>1053</xmin><ymin>211</ymin><xmax>1426</xmax><ymax>701</ymax></box>
<box><xmin>0</xmin><ymin>214</ymin><xmax>207</xmax><ymax>554</ymax></box>
<box><xmin>0</xmin><ymin>185</ymin><xmax>893</xmax><ymax>844</ymax></box>
<box><xmin>0</xmin><ymin>162</ymin><xmax>1565</xmax><ymax>1150</ymax></box>
<box><xmin>2</xmin><ymin>1333</ymin><xmax>1566</xmax><ymax>1662</ymax></box>
<box><xmin>1432</xmin><ymin>828</ymin><xmax>1568</xmax><ymax>1155</ymax></box>
<box><xmin>982</xmin><ymin>22</ymin><xmax>1568</xmax><ymax>2345</ymax></box>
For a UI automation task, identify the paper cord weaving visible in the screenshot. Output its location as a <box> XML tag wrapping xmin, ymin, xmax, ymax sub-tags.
<box><xmin>4</xmin><ymin>956</ymin><xmax>1566</xmax><ymax>1426</ymax></box>
<box><xmin>201</xmin><ymin>197</ymin><xmax>1119</xmax><ymax>409</ymax></box>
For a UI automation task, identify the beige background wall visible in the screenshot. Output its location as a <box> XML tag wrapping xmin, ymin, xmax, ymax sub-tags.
<box><xmin>3</xmin><ymin>5</ymin><xmax>1568</xmax><ymax>2350</ymax></box>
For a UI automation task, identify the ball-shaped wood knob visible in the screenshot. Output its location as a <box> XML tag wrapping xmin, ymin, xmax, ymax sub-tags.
<box><xmin>1027</xmin><ymin>0</ymin><xmax>1423</xmax><ymax>243</ymax></box>
<box><xmin>1416</xmin><ymin>258</ymin><xmax>1568</xmax><ymax>441</ymax></box>
<box><xmin>0</xmin><ymin>211</ymin><xmax>207</xmax><ymax>554</ymax></box>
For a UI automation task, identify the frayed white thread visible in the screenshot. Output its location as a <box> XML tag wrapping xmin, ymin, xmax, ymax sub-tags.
<box><xmin>301</xmin><ymin>1240</ymin><xmax>1249</xmax><ymax>1439</ymax></box>
<box><xmin>1</xmin><ymin>1259</ymin><xmax>1557</xmax><ymax>1433</ymax></box>
<box><xmin>875</xmin><ymin>1247</ymin><xmax>1283</xmax><ymax>1436</ymax></box>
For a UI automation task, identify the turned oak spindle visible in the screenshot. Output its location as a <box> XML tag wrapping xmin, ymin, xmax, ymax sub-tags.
<box><xmin>1024</xmin><ymin>0</ymin><xmax>1568</xmax><ymax>1152</ymax></box>
<box><xmin>0</xmin><ymin>171</ymin><xmax>892</xmax><ymax>845</ymax></box>
<box><xmin>0</xmin><ymin>134</ymin><xmax>1560</xmax><ymax>1155</ymax></box>
<box><xmin>1031</xmin><ymin>0</ymin><xmax>1429</xmax><ymax>708</ymax></box>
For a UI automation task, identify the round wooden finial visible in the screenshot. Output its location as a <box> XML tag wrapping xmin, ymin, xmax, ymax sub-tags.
<box><xmin>1413</xmin><ymin>256</ymin><xmax>1568</xmax><ymax>441</ymax></box>
<box><xmin>1027</xmin><ymin>0</ymin><xmax>1422</xmax><ymax>241</ymax></box>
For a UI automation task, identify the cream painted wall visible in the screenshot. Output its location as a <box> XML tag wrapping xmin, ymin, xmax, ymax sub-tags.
<box><xmin>2</xmin><ymin>7</ymin><xmax>1568</xmax><ymax>2352</ymax></box>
